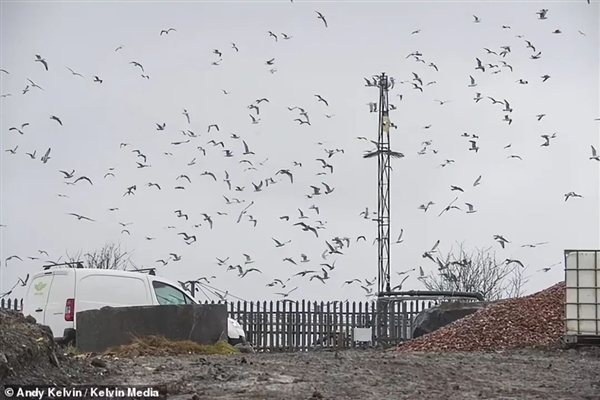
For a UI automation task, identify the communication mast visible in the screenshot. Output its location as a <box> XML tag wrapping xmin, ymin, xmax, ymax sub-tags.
<box><xmin>364</xmin><ymin>72</ymin><xmax>392</xmax><ymax>294</ymax></box>
<box><xmin>364</xmin><ymin>72</ymin><xmax>401</xmax><ymax>343</ymax></box>
<box><xmin>377</xmin><ymin>73</ymin><xmax>392</xmax><ymax>295</ymax></box>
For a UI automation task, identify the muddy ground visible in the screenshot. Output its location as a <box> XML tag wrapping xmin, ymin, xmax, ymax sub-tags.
<box><xmin>90</xmin><ymin>348</ymin><xmax>600</xmax><ymax>400</ymax></box>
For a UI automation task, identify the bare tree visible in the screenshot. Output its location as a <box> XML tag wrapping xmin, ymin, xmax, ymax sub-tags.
<box><xmin>504</xmin><ymin>264</ymin><xmax>531</xmax><ymax>298</ymax></box>
<box><xmin>65</xmin><ymin>242</ymin><xmax>133</xmax><ymax>270</ymax></box>
<box><xmin>420</xmin><ymin>241</ymin><xmax>528</xmax><ymax>301</ymax></box>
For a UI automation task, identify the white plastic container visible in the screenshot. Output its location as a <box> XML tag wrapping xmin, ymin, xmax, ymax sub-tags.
<box><xmin>564</xmin><ymin>250</ymin><xmax>600</xmax><ymax>343</ymax></box>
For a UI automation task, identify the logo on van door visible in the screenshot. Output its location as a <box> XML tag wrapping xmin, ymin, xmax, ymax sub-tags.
<box><xmin>34</xmin><ymin>282</ymin><xmax>47</xmax><ymax>292</ymax></box>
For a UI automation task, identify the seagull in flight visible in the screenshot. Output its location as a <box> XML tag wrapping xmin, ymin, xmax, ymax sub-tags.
<box><xmin>130</xmin><ymin>61</ymin><xmax>144</xmax><ymax>72</ymax></box>
<box><xmin>67</xmin><ymin>213</ymin><xmax>95</xmax><ymax>221</ymax></box>
<box><xmin>315</xmin><ymin>11</ymin><xmax>328</xmax><ymax>27</ymax></box>
<box><xmin>66</xmin><ymin>67</ymin><xmax>84</xmax><ymax>78</ymax></box>
<box><xmin>590</xmin><ymin>146</ymin><xmax>600</xmax><ymax>161</ymax></box>
<box><xmin>315</xmin><ymin>94</ymin><xmax>329</xmax><ymax>106</ymax></box>
<box><xmin>160</xmin><ymin>28</ymin><xmax>177</xmax><ymax>35</ymax></box>
<box><xmin>35</xmin><ymin>54</ymin><xmax>48</xmax><ymax>71</ymax></box>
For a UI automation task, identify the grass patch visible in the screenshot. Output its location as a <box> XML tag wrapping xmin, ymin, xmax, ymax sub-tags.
<box><xmin>105</xmin><ymin>335</ymin><xmax>239</xmax><ymax>357</ymax></box>
<box><xmin>63</xmin><ymin>344</ymin><xmax>81</xmax><ymax>356</ymax></box>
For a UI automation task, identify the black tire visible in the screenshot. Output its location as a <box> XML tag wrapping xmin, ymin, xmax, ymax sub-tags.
<box><xmin>57</xmin><ymin>328</ymin><xmax>76</xmax><ymax>347</ymax></box>
<box><xmin>229</xmin><ymin>336</ymin><xmax>247</xmax><ymax>346</ymax></box>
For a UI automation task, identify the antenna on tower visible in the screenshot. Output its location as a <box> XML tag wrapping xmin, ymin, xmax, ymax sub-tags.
<box><xmin>363</xmin><ymin>72</ymin><xmax>403</xmax><ymax>295</ymax></box>
<box><xmin>363</xmin><ymin>72</ymin><xmax>403</xmax><ymax>344</ymax></box>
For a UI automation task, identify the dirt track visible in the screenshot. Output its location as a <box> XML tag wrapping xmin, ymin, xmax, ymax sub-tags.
<box><xmin>95</xmin><ymin>348</ymin><xmax>600</xmax><ymax>400</ymax></box>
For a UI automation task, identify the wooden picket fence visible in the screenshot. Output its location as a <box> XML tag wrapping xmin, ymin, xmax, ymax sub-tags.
<box><xmin>1</xmin><ymin>296</ymin><xmax>445</xmax><ymax>352</ymax></box>
<box><xmin>201</xmin><ymin>298</ymin><xmax>439</xmax><ymax>351</ymax></box>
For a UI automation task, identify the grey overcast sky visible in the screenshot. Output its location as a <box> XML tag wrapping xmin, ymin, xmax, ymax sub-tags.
<box><xmin>1</xmin><ymin>1</ymin><xmax>599</xmax><ymax>303</ymax></box>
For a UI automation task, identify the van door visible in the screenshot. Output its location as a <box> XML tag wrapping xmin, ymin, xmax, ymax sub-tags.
<box><xmin>43</xmin><ymin>271</ymin><xmax>76</xmax><ymax>339</ymax></box>
<box><xmin>150</xmin><ymin>280</ymin><xmax>194</xmax><ymax>305</ymax></box>
<box><xmin>76</xmin><ymin>273</ymin><xmax>151</xmax><ymax>314</ymax></box>
<box><xmin>22</xmin><ymin>272</ymin><xmax>54</xmax><ymax>324</ymax></box>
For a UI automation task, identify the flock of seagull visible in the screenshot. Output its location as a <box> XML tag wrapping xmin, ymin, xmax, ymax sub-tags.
<box><xmin>1</xmin><ymin>5</ymin><xmax>599</xmax><ymax>302</ymax></box>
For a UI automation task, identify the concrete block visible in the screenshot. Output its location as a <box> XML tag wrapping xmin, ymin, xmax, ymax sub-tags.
<box><xmin>75</xmin><ymin>304</ymin><xmax>227</xmax><ymax>353</ymax></box>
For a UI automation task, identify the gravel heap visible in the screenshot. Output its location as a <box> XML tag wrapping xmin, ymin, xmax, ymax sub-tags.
<box><xmin>0</xmin><ymin>309</ymin><xmax>104</xmax><ymax>384</ymax></box>
<box><xmin>397</xmin><ymin>282</ymin><xmax>565</xmax><ymax>352</ymax></box>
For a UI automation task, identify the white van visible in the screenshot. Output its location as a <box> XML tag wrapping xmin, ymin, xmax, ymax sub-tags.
<box><xmin>21</xmin><ymin>265</ymin><xmax>247</xmax><ymax>346</ymax></box>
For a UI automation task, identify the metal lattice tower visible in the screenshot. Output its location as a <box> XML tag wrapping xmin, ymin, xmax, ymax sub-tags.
<box><xmin>376</xmin><ymin>73</ymin><xmax>391</xmax><ymax>295</ymax></box>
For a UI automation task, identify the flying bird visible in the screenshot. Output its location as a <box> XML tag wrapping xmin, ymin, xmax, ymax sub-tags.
<box><xmin>465</xmin><ymin>203</ymin><xmax>477</xmax><ymax>214</ymax></box>
<box><xmin>315</xmin><ymin>11</ymin><xmax>328</xmax><ymax>27</ymax></box>
<box><xmin>34</xmin><ymin>54</ymin><xmax>48</xmax><ymax>71</ymax></box>
<box><xmin>394</xmin><ymin>229</ymin><xmax>404</xmax><ymax>244</ymax></box>
<box><xmin>74</xmin><ymin>176</ymin><xmax>93</xmax><ymax>185</ymax></box>
<box><xmin>66</xmin><ymin>67</ymin><xmax>84</xmax><ymax>77</ymax></box>
<box><xmin>160</xmin><ymin>28</ymin><xmax>177</xmax><ymax>35</ymax></box>
<box><xmin>522</xmin><ymin>242</ymin><xmax>548</xmax><ymax>248</ymax></box>
<box><xmin>40</xmin><ymin>148</ymin><xmax>51</xmax><ymax>164</ymax></box>
<box><xmin>294</xmin><ymin>222</ymin><xmax>319</xmax><ymax>237</ymax></box>
<box><xmin>249</xmin><ymin>114</ymin><xmax>260</xmax><ymax>124</ymax></box>
<box><xmin>493</xmin><ymin>235</ymin><xmax>510</xmax><ymax>249</ymax></box>
<box><xmin>67</xmin><ymin>213</ymin><xmax>95</xmax><ymax>221</ymax></box>
<box><xmin>475</xmin><ymin>58</ymin><xmax>485</xmax><ymax>72</ymax></box>
<box><xmin>315</xmin><ymin>94</ymin><xmax>329</xmax><ymax>106</ymax></box>
<box><xmin>9</xmin><ymin>123</ymin><xmax>29</xmax><ymax>135</ymax></box>
<box><xmin>50</xmin><ymin>115</ymin><xmax>63</xmax><ymax>125</ymax></box>
<box><xmin>273</xmin><ymin>238</ymin><xmax>291</xmax><ymax>247</ymax></box>
<box><xmin>242</xmin><ymin>140</ymin><xmax>254</xmax><ymax>155</ymax></box>
<box><xmin>276</xmin><ymin>169</ymin><xmax>294</xmax><ymax>183</ymax></box>
<box><xmin>130</xmin><ymin>61</ymin><xmax>144</xmax><ymax>72</ymax></box>
<box><xmin>590</xmin><ymin>146</ymin><xmax>600</xmax><ymax>161</ymax></box>
<box><xmin>541</xmin><ymin>133</ymin><xmax>557</xmax><ymax>147</ymax></box>
<box><xmin>275</xmin><ymin>287</ymin><xmax>298</xmax><ymax>298</ymax></box>
<box><xmin>564</xmin><ymin>192</ymin><xmax>583</xmax><ymax>202</ymax></box>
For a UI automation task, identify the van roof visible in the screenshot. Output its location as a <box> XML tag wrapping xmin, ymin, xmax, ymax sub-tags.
<box><xmin>31</xmin><ymin>267</ymin><xmax>173</xmax><ymax>283</ymax></box>
<box><xmin>28</xmin><ymin>268</ymin><xmax>208</xmax><ymax>308</ymax></box>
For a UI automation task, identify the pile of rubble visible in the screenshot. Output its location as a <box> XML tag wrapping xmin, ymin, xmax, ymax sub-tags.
<box><xmin>0</xmin><ymin>309</ymin><xmax>103</xmax><ymax>384</ymax></box>
<box><xmin>397</xmin><ymin>282</ymin><xmax>565</xmax><ymax>352</ymax></box>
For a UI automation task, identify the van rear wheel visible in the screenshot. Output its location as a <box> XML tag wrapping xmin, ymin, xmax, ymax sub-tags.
<box><xmin>57</xmin><ymin>328</ymin><xmax>76</xmax><ymax>347</ymax></box>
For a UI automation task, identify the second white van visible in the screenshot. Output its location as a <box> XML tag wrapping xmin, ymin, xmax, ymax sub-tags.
<box><xmin>21</xmin><ymin>265</ymin><xmax>247</xmax><ymax>346</ymax></box>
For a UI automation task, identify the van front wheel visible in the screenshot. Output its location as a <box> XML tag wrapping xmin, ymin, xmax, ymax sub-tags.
<box><xmin>229</xmin><ymin>336</ymin><xmax>247</xmax><ymax>346</ymax></box>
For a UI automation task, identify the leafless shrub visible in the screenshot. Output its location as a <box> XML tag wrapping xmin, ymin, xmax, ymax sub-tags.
<box><xmin>504</xmin><ymin>263</ymin><xmax>531</xmax><ymax>298</ymax></box>
<box><xmin>65</xmin><ymin>242</ymin><xmax>133</xmax><ymax>270</ymax></box>
<box><xmin>420</xmin><ymin>241</ymin><xmax>528</xmax><ymax>301</ymax></box>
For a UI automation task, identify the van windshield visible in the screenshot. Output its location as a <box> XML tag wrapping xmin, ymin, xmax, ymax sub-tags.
<box><xmin>152</xmin><ymin>281</ymin><xmax>193</xmax><ymax>305</ymax></box>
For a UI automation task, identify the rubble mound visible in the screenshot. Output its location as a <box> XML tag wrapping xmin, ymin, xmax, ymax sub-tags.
<box><xmin>105</xmin><ymin>336</ymin><xmax>239</xmax><ymax>357</ymax></box>
<box><xmin>0</xmin><ymin>309</ymin><xmax>102</xmax><ymax>384</ymax></box>
<box><xmin>397</xmin><ymin>282</ymin><xmax>565</xmax><ymax>352</ymax></box>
